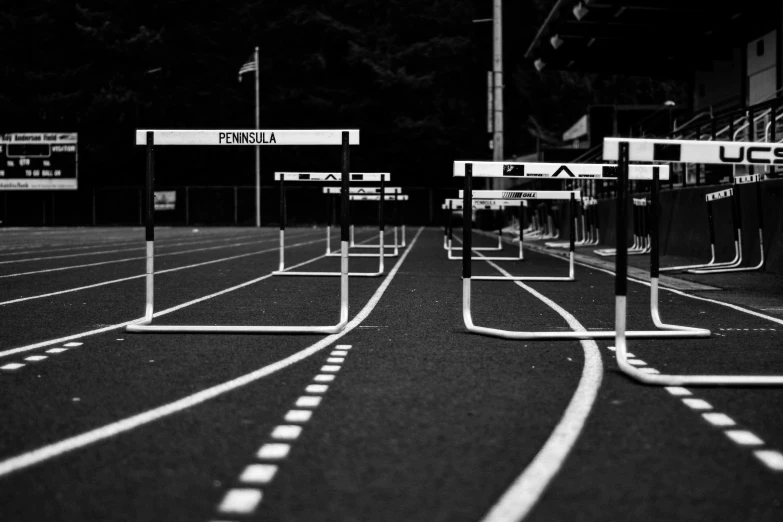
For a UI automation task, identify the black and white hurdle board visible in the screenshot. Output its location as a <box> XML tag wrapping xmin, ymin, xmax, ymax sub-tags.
<box><xmin>128</xmin><ymin>129</ymin><xmax>359</xmax><ymax>334</ymax></box>
<box><xmin>604</xmin><ymin>137</ymin><xmax>779</xmax><ymax>386</ymax></box>
<box><xmin>453</xmin><ymin>161</ymin><xmax>670</xmax><ymax>180</ymax></box>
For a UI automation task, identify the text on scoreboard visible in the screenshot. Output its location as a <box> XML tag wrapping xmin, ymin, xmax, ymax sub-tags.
<box><xmin>0</xmin><ymin>133</ymin><xmax>78</xmax><ymax>190</ymax></box>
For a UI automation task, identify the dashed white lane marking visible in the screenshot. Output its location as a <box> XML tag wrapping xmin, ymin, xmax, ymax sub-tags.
<box><xmin>306</xmin><ymin>384</ymin><xmax>329</xmax><ymax>393</ymax></box>
<box><xmin>45</xmin><ymin>348</ymin><xmax>68</xmax><ymax>354</ymax></box>
<box><xmin>313</xmin><ymin>374</ymin><xmax>335</xmax><ymax>382</ymax></box>
<box><xmin>725</xmin><ymin>430</ymin><xmax>764</xmax><ymax>446</ymax></box>
<box><xmin>256</xmin><ymin>444</ymin><xmax>291</xmax><ymax>460</ymax></box>
<box><xmin>296</xmin><ymin>396</ymin><xmax>322</xmax><ymax>408</ymax></box>
<box><xmin>284</xmin><ymin>410</ymin><xmax>313</xmax><ymax>423</ymax></box>
<box><xmin>702</xmin><ymin>413</ymin><xmax>736</xmax><ymax>427</ymax></box>
<box><xmin>626</xmin><ymin>359</ymin><xmax>646</xmax><ymax>366</ymax></box>
<box><xmin>212</xmin><ymin>345</ymin><xmax>353</xmax><ymax>517</ymax></box>
<box><xmin>270</xmin><ymin>425</ymin><xmax>303</xmax><ymax>441</ymax></box>
<box><xmin>754</xmin><ymin>450</ymin><xmax>783</xmax><ymax>470</ymax></box>
<box><xmin>0</xmin><ymin>229</ymin><xmax>421</xmax><ymax>479</ymax></box>
<box><xmin>24</xmin><ymin>356</ymin><xmax>47</xmax><ymax>362</ymax></box>
<box><xmin>682</xmin><ymin>398</ymin><xmax>713</xmax><ymax>410</ymax></box>
<box><xmin>327</xmin><ymin>357</ymin><xmax>345</xmax><ymax>363</ymax></box>
<box><xmin>665</xmin><ymin>387</ymin><xmax>692</xmax><ymax>396</ymax></box>
<box><xmin>239</xmin><ymin>464</ymin><xmax>278</xmax><ymax>485</ymax></box>
<box><xmin>1</xmin><ymin>363</ymin><xmax>25</xmax><ymax>371</ymax></box>
<box><xmin>63</xmin><ymin>342</ymin><xmax>82</xmax><ymax>347</ymax></box>
<box><xmin>320</xmin><ymin>365</ymin><xmax>340</xmax><ymax>373</ymax></box>
<box><xmin>217</xmin><ymin>488</ymin><xmax>263</xmax><ymax>515</ymax></box>
<box><xmin>330</xmin><ymin>351</ymin><xmax>348</xmax><ymax>357</ymax></box>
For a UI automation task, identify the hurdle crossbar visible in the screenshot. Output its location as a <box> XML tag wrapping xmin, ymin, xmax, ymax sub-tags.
<box><xmin>609</xmin><ymin>138</ymin><xmax>781</xmax><ymax>385</ymax></box>
<box><xmin>128</xmin><ymin>129</ymin><xmax>358</xmax><ymax>333</ymax></box>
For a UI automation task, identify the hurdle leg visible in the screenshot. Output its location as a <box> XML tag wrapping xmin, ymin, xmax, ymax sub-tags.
<box><xmin>688</xmin><ymin>189</ymin><xmax>743</xmax><ymax>272</ymax></box>
<box><xmin>129</xmin><ymin>131</ymin><xmax>156</xmax><ymax>328</ymax></box>
<box><xmin>279</xmin><ymin>176</ymin><xmax>286</xmax><ymax>271</ymax></box>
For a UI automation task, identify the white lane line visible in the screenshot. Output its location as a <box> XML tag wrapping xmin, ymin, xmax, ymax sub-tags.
<box><xmin>63</xmin><ymin>342</ymin><xmax>82</xmax><ymax>347</ymax></box>
<box><xmin>284</xmin><ymin>410</ymin><xmax>313</xmax><ymax>423</ymax></box>
<box><xmin>0</xmin><ymin>233</ymin><xmax>263</xmax><ymax>266</ymax></box>
<box><xmin>239</xmin><ymin>464</ymin><xmax>278</xmax><ymax>485</ymax></box>
<box><xmin>305</xmin><ymin>384</ymin><xmax>329</xmax><ymax>393</ymax></box>
<box><xmin>1</xmin><ymin>363</ymin><xmax>25</xmax><ymax>371</ymax></box>
<box><xmin>0</xmin><ymin>236</ymin><xmax>284</xmax><ymax>278</ymax></box>
<box><xmin>270</xmin><ymin>425</ymin><xmax>303</xmax><ymax>441</ymax></box>
<box><xmin>626</xmin><ymin>359</ymin><xmax>646</xmax><ymax>366</ymax></box>
<box><xmin>0</xmin><ymin>228</ymin><xmax>423</xmax><ymax>478</ymax></box>
<box><xmin>24</xmin><ymin>356</ymin><xmax>47</xmax><ymax>362</ymax></box>
<box><xmin>326</xmin><ymin>357</ymin><xmax>345</xmax><ymax>363</ymax></box>
<box><xmin>321</xmin><ymin>365</ymin><xmax>341</xmax><ymax>372</ymax></box>
<box><xmin>0</xmin><ymin>238</ymin><xmax>332</xmax><ymax>359</ymax></box>
<box><xmin>665</xmin><ymin>387</ymin><xmax>692</xmax><ymax>396</ymax></box>
<box><xmin>0</xmin><ymin>231</ymin><xmax>321</xmax><ymax>306</ymax></box>
<box><xmin>217</xmin><ymin>488</ymin><xmax>263</xmax><ymax>515</ymax></box>
<box><xmin>330</xmin><ymin>350</ymin><xmax>348</xmax><ymax>356</ymax></box>
<box><xmin>724</xmin><ymin>430</ymin><xmax>764</xmax><ymax>446</ymax></box>
<box><xmin>682</xmin><ymin>398</ymin><xmax>713</xmax><ymax>410</ymax></box>
<box><xmin>45</xmin><ymin>348</ymin><xmax>68</xmax><ymax>354</ymax></box>
<box><xmin>335</xmin><ymin>345</ymin><xmax>352</xmax><ymax>349</ymax></box>
<box><xmin>638</xmin><ymin>368</ymin><xmax>660</xmax><ymax>375</ymax></box>
<box><xmin>313</xmin><ymin>374</ymin><xmax>335</xmax><ymax>383</ymax></box>
<box><xmin>295</xmin><ymin>396</ymin><xmax>322</xmax><ymax>408</ymax></box>
<box><xmin>474</xmin><ymin>249</ymin><xmax>603</xmax><ymax>522</ymax></box>
<box><xmin>256</xmin><ymin>444</ymin><xmax>291</xmax><ymax>460</ymax></box>
<box><xmin>754</xmin><ymin>450</ymin><xmax>783</xmax><ymax>471</ymax></box>
<box><xmin>702</xmin><ymin>413</ymin><xmax>736</xmax><ymax>427</ymax></box>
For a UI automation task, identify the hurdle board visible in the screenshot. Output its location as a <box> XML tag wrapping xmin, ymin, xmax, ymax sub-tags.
<box><xmin>459</xmin><ymin>190</ymin><xmax>581</xmax><ymax>200</ymax></box>
<box><xmin>453</xmin><ymin>161</ymin><xmax>670</xmax><ymax>180</ymax></box>
<box><xmin>275</xmin><ymin>172</ymin><xmax>388</xmax><ymax>181</ymax></box>
<box><xmin>442</xmin><ymin>199</ymin><xmax>525</xmax><ymax>253</ymax></box>
<box><xmin>322</xmin><ymin>187</ymin><xmax>403</xmax><ymax>194</ymax></box>
<box><xmin>605</xmin><ymin>138</ymin><xmax>781</xmax><ymax>386</ymax></box>
<box><xmin>127</xmin><ymin>129</ymin><xmax>358</xmax><ymax>334</ymax></box>
<box><xmin>349</xmin><ymin>194</ymin><xmax>409</xmax><ymax>200</ymax></box>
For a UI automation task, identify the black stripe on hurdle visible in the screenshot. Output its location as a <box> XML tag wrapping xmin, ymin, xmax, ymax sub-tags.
<box><xmin>341</xmin><ymin>132</ymin><xmax>350</xmax><ymax>242</ymax></box>
<box><xmin>145</xmin><ymin>131</ymin><xmax>155</xmax><ymax>242</ymax></box>
<box><xmin>653</xmin><ymin>143</ymin><xmax>681</xmax><ymax>162</ymax></box>
<box><xmin>616</xmin><ymin>141</ymin><xmax>629</xmax><ymax>297</ymax></box>
<box><xmin>463</xmin><ymin>163</ymin><xmax>472</xmax><ymax>279</ymax></box>
<box><xmin>651</xmin><ymin>166</ymin><xmax>660</xmax><ymax>278</ymax></box>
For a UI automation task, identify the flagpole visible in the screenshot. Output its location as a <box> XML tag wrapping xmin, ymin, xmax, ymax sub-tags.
<box><xmin>254</xmin><ymin>46</ymin><xmax>261</xmax><ymax>227</ymax></box>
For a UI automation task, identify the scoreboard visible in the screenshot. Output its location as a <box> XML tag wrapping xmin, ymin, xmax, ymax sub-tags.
<box><xmin>0</xmin><ymin>133</ymin><xmax>78</xmax><ymax>190</ymax></box>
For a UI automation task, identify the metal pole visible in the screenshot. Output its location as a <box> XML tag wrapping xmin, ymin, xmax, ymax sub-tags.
<box><xmin>234</xmin><ymin>185</ymin><xmax>238</xmax><ymax>225</ymax></box>
<box><xmin>92</xmin><ymin>188</ymin><xmax>96</xmax><ymax>226</ymax></box>
<box><xmin>492</xmin><ymin>0</ymin><xmax>503</xmax><ymax>190</ymax></box>
<box><xmin>254</xmin><ymin>46</ymin><xmax>261</xmax><ymax>227</ymax></box>
<box><xmin>185</xmin><ymin>186</ymin><xmax>190</xmax><ymax>226</ymax></box>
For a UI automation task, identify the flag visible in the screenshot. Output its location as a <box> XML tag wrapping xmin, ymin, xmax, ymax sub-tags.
<box><xmin>238</xmin><ymin>52</ymin><xmax>256</xmax><ymax>82</ymax></box>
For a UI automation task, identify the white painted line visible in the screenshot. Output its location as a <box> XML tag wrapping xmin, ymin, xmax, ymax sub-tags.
<box><xmin>754</xmin><ymin>450</ymin><xmax>783</xmax><ymax>471</ymax></box>
<box><xmin>24</xmin><ymin>356</ymin><xmax>47</xmax><ymax>362</ymax></box>
<box><xmin>45</xmin><ymin>348</ymin><xmax>68</xmax><ymax>354</ymax></box>
<box><xmin>638</xmin><ymin>368</ymin><xmax>660</xmax><ymax>374</ymax></box>
<box><xmin>284</xmin><ymin>410</ymin><xmax>313</xmax><ymax>423</ymax></box>
<box><xmin>305</xmin><ymin>384</ymin><xmax>328</xmax><ymax>394</ymax></box>
<box><xmin>217</xmin><ymin>488</ymin><xmax>263</xmax><ymax>515</ymax></box>
<box><xmin>296</xmin><ymin>396</ymin><xmax>322</xmax><ymax>408</ymax></box>
<box><xmin>0</xmin><ymin>228</ymin><xmax>423</xmax><ymax>479</ymax></box>
<box><xmin>0</xmin><ymin>232</ymin><xmax>321</xmax><ymax>307</ymax></box>
<box><xmin>270</xmin><ymin>425</ymin><xmax>303</xmax><ymax>441</ymax></box>
<box><xmin>256</xmin><ymin>443</ymin><xmax>291</xmax><ymax>460</ymax></box>
<box><xmin>336</xmin><ymin>345</ymin><xmax>352</xmax><ymax>349</ymax></box>
<box><xmin>320</xmin><ymin>365</ymin><xmax>340</xmax><ymax>373</ymax></box>
<box><xmin>313</xmin><ymin>374</ymin><xmax>335</xmax><ymax>383</ymax></box>
<box><xmin>476</xmin><ymin>250</ymin><xmax>603</xmax><ymax>522</ymax></box>
<box><xmin>63</xmin><ymin>342</ymin><xmax>82</xmax><ymax>347</ymax></box>
<box><xmin>1</xmin><ymin>363</ymin><xmax>25</xmax><ymax>371</ymax></box>
<box><xmin>326</xmin><ymin>357</ymin><xmax>345</xmax><ymax>364</ymax></box>
<box><xmin>725</xmin><ymin>430</ymin><xmax>764</xmax><ymax>446</ymax></box>
<box><xmin>702</xmin><ymin>413</ymin><xmax>736</xmax><ymax>427</ymax></box>
<box><xmin>626</xmin><ymin>359</ymin><xmax>646</xmax><ymax>366</ymax></box>
<box><xmin>682</xmin><ymin>398</ymin><xmax>713</xmax><ymax>410</ymax></box>
<box><xmin>665</xmin><ymin>387</ymin><xmax>691</xmax><ymax>396</ymax></box>
<box><xmin>330</xmin><ymin>351</ymin><xmax>348</xmax><ymax>357</ymax></box>
<box><xmin>239</xmin><ymin>464</ymin><xmax>278</xmax><ymax>484</ymax></box>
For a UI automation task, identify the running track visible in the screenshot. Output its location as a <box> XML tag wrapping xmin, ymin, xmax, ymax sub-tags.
<box><xmin>0</xmin><ymin>226</ymin><xmax>782</xmax><ymax>522</ymax></box>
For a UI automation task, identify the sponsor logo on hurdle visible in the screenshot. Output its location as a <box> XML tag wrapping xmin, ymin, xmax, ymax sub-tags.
<box><xmin>218</xmin><ymin>131</ymin><xmax>276</xmax><ymax>144</ymax></box>
<box><xmin>604</xmin><ymin>137</ymin><xmax>783</xmax><ymax>166</ymax></box>
<box><xmin>705</xmin><ymin>188</ymin><xmax>733</xmax><ymax>201</ymax></box>
<box><xmin>734</xmin><ymin>173</ymin><xmax>762</xmax><ymax>185</ymax></box>
<box><xmin>459</xmin><ymin>190</ymin><xmax>580</xmax><ymax>200</ymax></box>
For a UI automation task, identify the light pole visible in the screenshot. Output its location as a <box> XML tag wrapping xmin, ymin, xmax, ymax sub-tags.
<box><xmin>474</xmin><ymin>0</ymin><xmax>503</xmax><ymax>189</ymax></box>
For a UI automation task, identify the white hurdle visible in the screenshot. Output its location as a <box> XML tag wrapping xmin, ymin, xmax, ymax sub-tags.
<box><xmin>454</xmin><ymin>160</ymin><xmax>707</xmax><ymax>340</ymax></box>
<box><xmin>273</xmin><ymin>172</ymin><xmax>389</xmax><ymax>278</ymax></box>
<box><xmin>127</xmin><ymin>129</ymin><xmax>358</xmax><ymax>334</ymax></box>
<box><xmin>443</xmin><ymin>198</ymin><xmax>527</xmax><ymax>260</ymax></box>
<box><xmin>605</xmin><ymin>136</ymin><xmax>780</xmax><ymax>385</ymax></box>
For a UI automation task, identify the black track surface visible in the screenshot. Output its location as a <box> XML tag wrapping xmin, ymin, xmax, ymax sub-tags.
<box><xmin>1</xmin><ymin>226</ymin><xmax>782</xmax><ymax>522</ymax></box>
